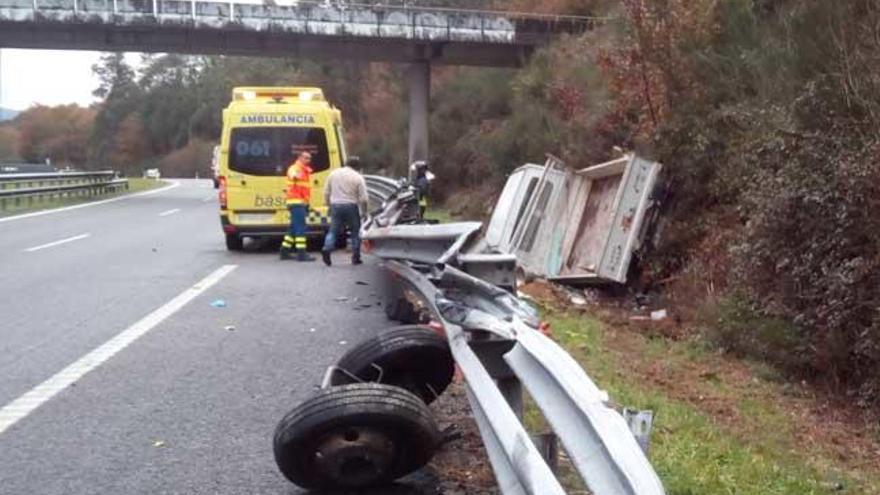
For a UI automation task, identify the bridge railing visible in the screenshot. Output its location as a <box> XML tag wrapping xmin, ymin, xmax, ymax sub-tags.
<box><xmin>0</xmin><ymin>0</ymin><xmax>600</xmax><ymax>44</ymax></box>
<box><xmin>0</xmin><ymin>171</ymin><xmax>128</xmax><ymax>211</ymax></box>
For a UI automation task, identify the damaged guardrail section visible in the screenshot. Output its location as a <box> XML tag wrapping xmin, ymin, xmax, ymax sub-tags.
<box><xmin>272</xmin><ymin>171</ymin><xmax>665</xmax><ymax>494</ymax></box>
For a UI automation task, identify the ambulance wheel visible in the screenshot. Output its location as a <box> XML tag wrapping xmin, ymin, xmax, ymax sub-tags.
<box><xmin>225</xmin><ymin>233</ymin><xmax>243</xmax><ymax>251</ymax></box>
<box><xmin>330</xmin><ymin>325</ymin><xmax>454</xmax><ymax>404</ymax></box>
<box><xmin>273</xmin><ymin>383</ymin><xmax>440</xmax><ymax>490</ymax></box>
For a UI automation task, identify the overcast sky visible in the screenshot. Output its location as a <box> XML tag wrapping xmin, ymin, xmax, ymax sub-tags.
<box><xmin>0</xmin><ymin>49</ymin><xmax>140</xmax><ymax>111</ymax></box>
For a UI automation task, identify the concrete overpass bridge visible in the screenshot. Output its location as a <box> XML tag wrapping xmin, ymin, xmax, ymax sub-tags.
<box><xmin>0</xmin><ymin>0</ymin><xmax>599</xmax><ymax>161</ymax></box>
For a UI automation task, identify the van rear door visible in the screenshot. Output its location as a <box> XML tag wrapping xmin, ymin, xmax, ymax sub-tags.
<box><xmin>226</xmin><ymin>126</ymin><xmax>330</xmax><ymax>224</ymax></box>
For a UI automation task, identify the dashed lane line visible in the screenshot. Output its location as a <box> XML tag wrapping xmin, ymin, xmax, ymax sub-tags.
<box><xmin>23</xmin><ymin>233</ymin><xmax>91</xmax><ymax>252</ymax></box>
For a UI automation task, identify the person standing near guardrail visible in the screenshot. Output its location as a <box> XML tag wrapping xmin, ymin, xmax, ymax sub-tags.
<box><xmin>411</xmin><ymin>160</ymin><xmax>431</xmax><ymax>218</ymax></box>
<box><xmin>280</xmin><ymin>150</ymin><xmax>315</xmax><ymax>262</ymax></box>
<box><xmin>321</xmin><ymin>156</ymin><xmax>368</xmax><ymax>267</ymax></box>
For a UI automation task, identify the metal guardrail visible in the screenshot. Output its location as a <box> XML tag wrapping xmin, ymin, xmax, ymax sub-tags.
<box><xmin>0</xmin><ymin>0</ymin><xmax>600</xmax><ymax>44</ymax></box>
<box><xmin>363</xmin><ymin>174</ymin><xmax>400</xmax><ymax>208</ymax></box>
<box><xmin>362</xmin><ymin>180</ymin><xmax>666</xmax><ymax>494</ymax></box>
<box><xmin>0</xmin><ymin>171</ymin><xmax>128</xmax><ymax>211</ymax></box>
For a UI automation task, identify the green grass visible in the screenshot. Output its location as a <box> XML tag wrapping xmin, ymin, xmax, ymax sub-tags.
<box><xmin>0</xmin><ymin>178</ymin><xmax>167</xmax><ymax>218</ymax></box>
<box><xmin>538</xmin><ymin>311</ymin><xmax>875</xmax><ymax>495</ymax></box>
<box><xmin>423</xmin><ymin>205</ymin><xmax>459</xmax><ymax>224</ymax></box>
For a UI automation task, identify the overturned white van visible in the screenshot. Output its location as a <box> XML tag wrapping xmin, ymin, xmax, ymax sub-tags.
<box><xmin>485</xmin><ymin>154</ymin><xmax>663</xmax><ymax>284</ymax></box>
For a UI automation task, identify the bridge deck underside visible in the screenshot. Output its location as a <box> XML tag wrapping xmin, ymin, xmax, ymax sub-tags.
<box><xmin>0</xmin><ymin>20</ymin><xmax>530</xmax><ymax>66</ymax></box>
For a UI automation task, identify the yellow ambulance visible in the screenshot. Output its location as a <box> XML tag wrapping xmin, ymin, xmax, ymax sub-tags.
<box><xmin>217</xmin><ymin>87</ymin><xmax>347</xmax><ymax>250</ymax></box>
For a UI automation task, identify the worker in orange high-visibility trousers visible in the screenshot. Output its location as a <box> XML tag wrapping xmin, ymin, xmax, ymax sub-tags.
<box><xmin>280</xmin><ymin>150</ymin><xmax>316</xmax><ymax>262</ymax></box>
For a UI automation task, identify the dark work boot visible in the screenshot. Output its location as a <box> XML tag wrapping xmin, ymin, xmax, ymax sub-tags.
<box><xmin>279</xmin><ymin>247</ymin><xmax>292</xmax><ymax>260</ymax></box>
<box><xmin>296</xmin><ymin>250</ymin><xmax>315</xmax><ymax>262</ymax></box>
<box><xmin>321</xmin><ymin>250</ymin><xmax>332</xmax><ymax>266</ymax></box>
<box><xmin>352</xmin><ymin>252</ymin><xmax>363</xmax><ymax>265</ymax></box>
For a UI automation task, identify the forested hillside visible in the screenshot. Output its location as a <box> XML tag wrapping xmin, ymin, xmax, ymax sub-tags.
<box><xmin>0</xmin><ymin>0</ymin><xmax>877</xmax><ymax>406</ymax></box>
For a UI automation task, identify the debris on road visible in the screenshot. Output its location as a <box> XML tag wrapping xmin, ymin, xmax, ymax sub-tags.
<box><xmin>271</xmin><ymin>169</ymin><xmax>666</xmax><ymax>494</ymax></box>
<box><xmin>152</xmin><ymin>440</ymin><xmax>166</xmax><ymax>448</ymax></box>
<box><xmin>223</xmin><ymin>325</ymin><xmax>235</xmax><ymax>332</ymax></box>
<box><xmin>355</xmin><ymin>280</ymin><xmax>369</xmax><ymax>286</ymax></box>
<box><xmin>210</xmin><ymin>299</ymin><xmax>226</xmax><ymax>308</ymax></box>
<box><xmin>334</xmin><ymin>296</ymin><xmax>349</xmax><ymax>302</ymax></box>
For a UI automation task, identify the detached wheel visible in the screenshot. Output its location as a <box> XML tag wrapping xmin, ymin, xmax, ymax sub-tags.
<box><xmin>225</xmin><ymin>233</ymin><xmax>243</xmax><ymax>251</ymax></box>
<box><xmin>273</xmin><ymin>383</ymin><xmax>440</xmax><ymax>491</ymax></box>
<box><xmin>330</xmin><ymin>325</ymin><xmax>454</xmax><ymax>404</ymax></box>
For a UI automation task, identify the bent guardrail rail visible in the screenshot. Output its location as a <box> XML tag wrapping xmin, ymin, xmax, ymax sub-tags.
<box><xmin>363</xmin><ymin>174</ymin><xmax>400</xmax><ymax>207</ymax></box>
<box><xmin>362</xmin><ymin>179</ymin><xmax>666</xmax><ymax>494</ymax></box>
<box><xmin>0</xmin><ymin>171</ymin><xmax>128</xmax><ymax>211</ymax></box>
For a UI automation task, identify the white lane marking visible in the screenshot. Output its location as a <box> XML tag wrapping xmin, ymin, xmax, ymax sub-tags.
<box><xmin>202</xmin><ymin>196</ymin><xmax>215</xmax><ymax>203</ymax></box>
<box><xmin>0</xmin><ymin>181</ymin><xmax>181</xmax><ymax>224</ymax></box>
<box><xmin>24</xmin><ymin>233</ymin><xmax>91</xmax><ymax>252</ymax></box>
<box><xmin>158</xmin><ymin>208</ymin><xmax>181</xmax><ymax>217</ymax></box>
<box><xmin>0</xmin><ymin>264</ymin><xmax>238</xmax><ymax>436</ymax></box>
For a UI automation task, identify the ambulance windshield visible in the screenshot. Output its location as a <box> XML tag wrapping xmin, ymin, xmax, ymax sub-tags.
<box><xmin>229</xmin><ymin>127</ymin><xmax>329</xmax><ymax>176</ymax></box>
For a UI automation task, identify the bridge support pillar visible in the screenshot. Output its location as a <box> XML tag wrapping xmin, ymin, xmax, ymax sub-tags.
<box><xmin>407</xmin><ymin>61</ymin><xmax>430</xmax><ymax>167</ymax></box>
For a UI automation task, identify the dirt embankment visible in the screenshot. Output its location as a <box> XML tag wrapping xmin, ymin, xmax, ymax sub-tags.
<box><xmin>520</xmin><ymin>279</ymin><xmax>880</xmax><ymax>488</ymax></box>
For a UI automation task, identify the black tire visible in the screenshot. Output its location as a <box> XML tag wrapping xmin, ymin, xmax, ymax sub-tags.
<box><xmin>330</xmin><ymin>325</ymin><xmax>454</xmax><ymax>404</ymax></box>
<box><xmin>273</xmin><ymin>383</ymin><xmax>440</xmax><ymax>491</ymax></box>
<box><xmin>225</xmin><ymin>233</ymin><xmax>243</xmax><ymax>251</ymax></box>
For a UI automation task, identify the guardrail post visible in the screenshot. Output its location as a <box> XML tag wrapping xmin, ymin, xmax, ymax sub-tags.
<box><xmin>532</xmin><ymin>433</ymin><xmax>559</xmax><ymax>473</ymax></box>
<box><xmin>470</xmin><ymin>337</ymin><xmax>523</xmax><ymax>419</ymax></box>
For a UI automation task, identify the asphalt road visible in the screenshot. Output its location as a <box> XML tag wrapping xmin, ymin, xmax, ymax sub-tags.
<box><xmin>0</xmin><ymin>180</ymin><xmax>433</xmax><ymax>494</ymax></box>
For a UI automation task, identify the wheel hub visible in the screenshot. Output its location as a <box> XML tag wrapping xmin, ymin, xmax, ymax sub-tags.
<box><xmin>315</xmin><ymin>427</ymin><xmax>397</xmax><ymax>486</ymax></box>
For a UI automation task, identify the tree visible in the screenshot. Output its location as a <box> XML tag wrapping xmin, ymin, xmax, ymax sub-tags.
<box><xmin>89</xmin><ymin>53</ymin><xmax>142</xmax><ymax>168</ymax></box>
<box><xmin>0</xmin><ymin>125</ymin><xmax>20</xmax><ymax>161</ymax></box>
<box><xmin>16</xmin><ymin>105</ymin><xmax>95</xmax><ymax>166</ymax></box>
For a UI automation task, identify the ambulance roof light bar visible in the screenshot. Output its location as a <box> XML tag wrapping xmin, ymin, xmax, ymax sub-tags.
<box><xmin>232</xmin><ymin>87</ymin><xmax>326</xmax><ymax>102</ymax></box>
